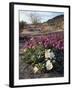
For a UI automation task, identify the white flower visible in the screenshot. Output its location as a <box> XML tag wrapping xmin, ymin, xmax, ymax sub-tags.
<box><xmin>45</xmin><ymin>49</ymin><xmax>49</xmax><ymax>58</ymax></box>
<box><xmin>23</xmin><ymin>48</ymin><xmax>27</xmax><ymax>52</ymax></box>
<box><xmin>33</xmin><ymin>66</ymin><xmax>39</xmax><ymax>73</ymax></box>
<box><xmin>46</xmin><ymin>60</ymin><xmax>53</xmax><ymax>71</ymax></box>
<box><xmin>52</xmin><ymin>60</ymin><xmax>56</xmax><ymax>63</ymax></box>
<box><xmin>45</xmin><ymin>49</ymin><xmax>55</xmax><ymax>59</ymax></box>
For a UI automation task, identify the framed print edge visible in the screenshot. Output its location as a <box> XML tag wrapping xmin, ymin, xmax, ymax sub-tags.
<box><xmin>9</xmin><ymin>2</ymin><xmax>70</xmax><ymax>88</ymax></box>
<box><xmin>9</xmin><ymin>2</ymin><xmax>14</xmax><ymax>87</ymax></box>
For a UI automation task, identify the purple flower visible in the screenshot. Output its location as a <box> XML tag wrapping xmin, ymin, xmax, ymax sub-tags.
<box><xmin>21</xmin><ymin>31</ymin><xmax>64</xmax><ymax>50</ymax></box>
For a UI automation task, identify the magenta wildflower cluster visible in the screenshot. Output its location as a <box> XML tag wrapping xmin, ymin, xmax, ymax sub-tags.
<box><xmin>21</xmin><ymin>31</ymin><xmax>64</xmax><ymax>51</ymax></box>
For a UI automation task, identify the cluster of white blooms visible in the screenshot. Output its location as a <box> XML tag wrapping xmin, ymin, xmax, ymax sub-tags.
<box><xmin>45</xmin><ymin>49</ymin><xmax>55</xmax><ymax>59</ymax></box>
<box><xmin>33</xmin><ymin>49</ymin><xmax>56</xmax><ymax>73</ymax></box>
<box><xmin>45</xmin><ymin>49</ymin><xmax>55</xmax><ymax>71</ymax></box>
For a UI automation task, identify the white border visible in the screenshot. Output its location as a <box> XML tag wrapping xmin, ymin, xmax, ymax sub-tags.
<box><xmin>14</xmin><ymin>4</ymin><xmax>69</xmax><ymax>86</ymax></box>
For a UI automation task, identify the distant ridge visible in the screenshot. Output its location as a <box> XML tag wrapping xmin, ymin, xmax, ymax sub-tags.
<box><xmin>47</xmin><ymin>15</ymin><xmax>64</xmax><ymax>24</ymax></box>
<box><xmin>45</xmin><ymin>15</ymin><xmax>64</xmax><ymax>31</ymax></box>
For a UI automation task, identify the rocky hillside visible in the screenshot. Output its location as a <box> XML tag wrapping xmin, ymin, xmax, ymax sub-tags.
<box><xmin>46</xmin><ymin>15</ymin><xmax>64</xmax><ymax>31</ymax></box>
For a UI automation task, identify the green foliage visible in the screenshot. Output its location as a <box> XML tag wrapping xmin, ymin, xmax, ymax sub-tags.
<box><xmin>21</xmin><ymin>45</ymin><xmax>64</xmax><ymax>74</ymax></box>
<box><xmin>22</xmin><ymin>45</ymin><xmax>45</xmax><ymax>65</ymax></box>
<box><xmin>35</xmin><ymin>63</ymin><xmax>45</xmax><ymax>71</ymax></box>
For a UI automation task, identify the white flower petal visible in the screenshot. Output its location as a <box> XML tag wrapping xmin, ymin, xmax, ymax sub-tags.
<box><xmin>45</xmin><ymin>49</ymin><xmax>55</xmax><ymax>59</ymax></box>
<box><xmin>33</xmin><ymin>66</ymin><xmax>39</xmax><ymax>73</ymax></box>
<box><xmin>46</xmin><ymin>60</ymin><xmax>53</xmax><ymax>71</ymax></box>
